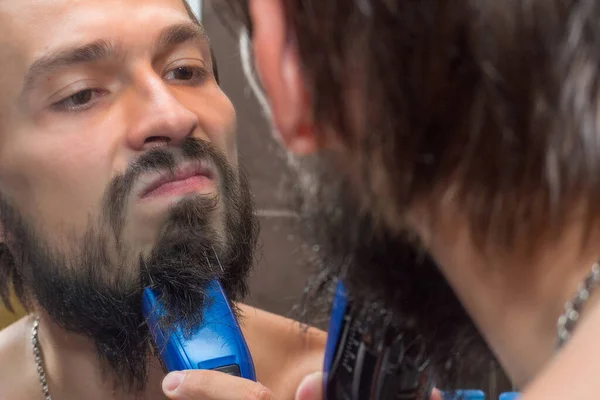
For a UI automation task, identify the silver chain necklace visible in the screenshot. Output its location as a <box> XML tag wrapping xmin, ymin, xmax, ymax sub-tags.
<box><xmin>556</xmin><ymin>262</ymin><xmax>600</xmax><ymax>348</ymax></box>
<box><xmin>28</xmin><ymin>262</ymin><xmax>600</xmax><ymax>399</ymax></box>
<box><xmin>31</xmin><ymin>317</ymin><xmax>52</xmax><ymax>400</ymax></box>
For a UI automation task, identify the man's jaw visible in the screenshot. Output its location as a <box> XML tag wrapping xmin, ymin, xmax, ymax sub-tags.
<box><xmin>0</xmin><ymin>138</ymin><xmax>256</xmax><ymax>395</ymax></box>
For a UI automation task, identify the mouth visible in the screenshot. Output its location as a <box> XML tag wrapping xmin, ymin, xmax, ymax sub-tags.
<box><xmin>139</xmin><ymin>163</ymin><xmax>216</xmax><ymax>200</ymax></box>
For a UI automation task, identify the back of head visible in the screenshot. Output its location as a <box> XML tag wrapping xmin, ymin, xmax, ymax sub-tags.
<box><xmin>217</xmin><ymin>0</ymin><xmax>600</xmax><ymax>391</ymax></box>
<box><xmin>221</xmin><ymin>0</ymin><xmax>600</xmax><ymax>257</ymax></box>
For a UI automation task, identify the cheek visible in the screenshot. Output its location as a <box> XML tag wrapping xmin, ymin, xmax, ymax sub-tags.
<box><xmin>224</xmin><ymin>107</ymin><xmax>238</xmax><ymax>167</ymax></box>
<box><xmin>190</xmin><ymin>88</ymin><xmax>238</xmax><ymax>164</ymax></box>
<box><xmin>213</xmin><ymin>98</ymin><xmax>237</xmax><ymax>163</ymax></box>
<box><xmin>0</xmin><ymin>127</ymin><xmax>113</xmax><ymax>240</ymax></box>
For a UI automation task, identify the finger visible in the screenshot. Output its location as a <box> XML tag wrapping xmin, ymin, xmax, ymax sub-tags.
<box><xmin>295</xmin><ymin>372</ymin><xmax>323</xmax><ymax>400</ymax></box>
<box><xmin>163</xmin><ymin>370</ymin><xmax>273</xmax><ymax>400</ymax></box>
<box><xmin>430</xmin><ymin>388</ymin><xmax>443</xmax><ymax>400</ymax></box>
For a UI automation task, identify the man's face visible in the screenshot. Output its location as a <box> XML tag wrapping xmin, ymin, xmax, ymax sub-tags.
<box><xmin>0</xmin><ymin>0</ymin><xmax>258</xmax><ymax>390</ymax></box>
<box><xmin>0</xmin><ymin>0</ymin><xmax>237</xmax><ymax>259</ymax></box>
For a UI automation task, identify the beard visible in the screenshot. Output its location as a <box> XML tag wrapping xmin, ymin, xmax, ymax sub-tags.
<box><xmin>0</xmin><ymin>137</ymin><xmax>259</xmax><ymax>391</ymax></box>
<box><xmin>288</xmin><ymin>152</ymin><xmax>498</xmax><ymax>391</ymax></box>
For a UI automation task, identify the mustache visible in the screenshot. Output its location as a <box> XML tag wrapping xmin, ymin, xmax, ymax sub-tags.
<box><xmin>103</xmin><ymin>137</ymin><xmax>234</xmax><ymax>238</ymax></box>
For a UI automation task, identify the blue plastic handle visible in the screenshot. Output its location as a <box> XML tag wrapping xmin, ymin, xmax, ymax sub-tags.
<box><xmin>441</xmin><ymin>389</ymin><xmax>486</xmax><ymax>400</ymax></box>
<box><xmin>441</xmin><ymin>390</ymin><xmax>520</xmax><ymax>400</ymax></box>
<box><xmin>142</xmin><ymin>280</ymin><xmax>256</xmax><ymax>380</ymax></box>
<box><xmin>323</xmin><ymin>281</ymin><xmax>348</xmax><ymax>375</ymax></box>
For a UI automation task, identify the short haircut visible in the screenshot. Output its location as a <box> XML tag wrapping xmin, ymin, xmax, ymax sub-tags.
<box><xmin>217</xmin><ymin>0</ymin><xmax>600</xmax><ymax>256</ymax></box>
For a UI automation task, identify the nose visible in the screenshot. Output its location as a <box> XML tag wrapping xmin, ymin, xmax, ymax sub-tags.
<box><xmin>125</xmin><ymin>72</ymin><xmax>199</xmax><ymax>151</ymax></box>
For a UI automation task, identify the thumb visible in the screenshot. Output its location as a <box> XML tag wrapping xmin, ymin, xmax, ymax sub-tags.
<box><xmin>295</xmin><ymin>372</ymin><xmax>323</xmax><ymax>400</ymax></box>
<box><xmin>430</xmin><ymin>388</ymin><xmax>443</xmax><ymax>400</ymax></box>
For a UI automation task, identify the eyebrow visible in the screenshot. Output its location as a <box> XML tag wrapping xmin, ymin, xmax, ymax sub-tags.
<box><xmin>154</xmin><ymin>22</ymin><xmax>208</xmax><ymax>55</ymax></box>
<box><xmin>22</xmin><ymin>39</ymin><xmax>118</xmax><ymax>93</ymax></box>
<box><xmin>21</xmin><ymin>22</ymin><xmax>209</xmax><ymax>95</ymax></box>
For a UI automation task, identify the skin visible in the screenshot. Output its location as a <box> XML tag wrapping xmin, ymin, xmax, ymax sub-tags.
<box><xmin>234</xmin><ymin>0</ymin><xmax>600</xmax><ymax>399</ymax></box>
<box><xmin>0</xmin><ymin>0</ymin><xmax>325</xmax><ymax>399</ymax></box>
<box><xmin>0</xmin><ymin>0</ymin><xmax>235</xmax><ymax>257</ymax></box>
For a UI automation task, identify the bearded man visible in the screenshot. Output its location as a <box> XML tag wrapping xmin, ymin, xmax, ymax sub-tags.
<box><xmin>0</xmin><ymin>1</ymin><xmax>325</xmax><ymax>399</ymax></box>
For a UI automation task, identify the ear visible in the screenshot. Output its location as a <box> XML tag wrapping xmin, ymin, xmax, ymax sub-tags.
<box><xmin>248</xmin><ymin>0</ymin><xmax>317</xmax><ymax>155</ymax></box>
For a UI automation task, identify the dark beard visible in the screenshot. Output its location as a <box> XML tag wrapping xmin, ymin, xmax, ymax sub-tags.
<box><xmin>0</xmin><ymin>137</ymin><xmax>259</xmax><ymax>392</ymax></box>
<box><xmin>289</xmin><ymin>153</ymin><xmax>497</xmax><ymax>391</ymax></box>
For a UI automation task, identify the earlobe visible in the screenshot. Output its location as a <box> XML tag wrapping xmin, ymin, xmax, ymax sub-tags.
<box><xmin>248</xmin><ymin>0</ymin><xmax>317</xmax><ymax>155</ymax></box>
<box><xmin>286</xmin><ymin>121</ymin><xmax>317</xmax><ymax>155</ymax></box>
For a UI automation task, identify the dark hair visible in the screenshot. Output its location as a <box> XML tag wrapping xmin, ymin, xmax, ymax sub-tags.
<box><xmin>216</xmin><ymin>0</ymin><xmax>600</xmax><ymax>256</ymax></box>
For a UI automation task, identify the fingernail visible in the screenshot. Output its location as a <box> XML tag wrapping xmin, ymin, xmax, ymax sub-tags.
<box><xmin>163</xmin><ymin>371</ymin><xmax>185</xmax><ymax>395</ymax></box>
<box><xmin>295</xmin><ymin>372</ymin><xmax>323</xmax><ymax>400</ymax></box>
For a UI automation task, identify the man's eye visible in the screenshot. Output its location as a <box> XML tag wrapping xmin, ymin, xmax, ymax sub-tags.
<box><xmin>164</xmin><ymin>66</ymin><xmax>208</xmax><ymax>84</ymax></box>
<box><xmin>52</xmin><ymin>89</ymin><xmax>103</xmax><ymax>112</ymax></box>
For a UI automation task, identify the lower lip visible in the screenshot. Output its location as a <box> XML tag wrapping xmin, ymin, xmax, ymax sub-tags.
<box><xmin>142</xmin><ymin>175</ymin><xmax>214</xmax><ymax>199</ymax></box>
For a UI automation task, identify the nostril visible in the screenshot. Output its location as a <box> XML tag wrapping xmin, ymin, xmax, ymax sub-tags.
<box><xmin>144</xmin><ymin>136</ymin><xmax>170</xmax><ymax>145</ymax></box>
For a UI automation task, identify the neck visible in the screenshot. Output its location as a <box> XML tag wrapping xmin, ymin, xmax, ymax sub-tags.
<box><xmin>34</xmin><ymin>311</ymin><xmax>167</xmax><ymax>400</ymax></box>
<box><xmin>418</xmin><ymin>210</ymin><xmax>600</xmax><ymax>388</ymax></box>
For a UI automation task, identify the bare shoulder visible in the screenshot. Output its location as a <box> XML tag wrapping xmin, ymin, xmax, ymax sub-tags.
<box><xmin>237</xmin><ymin>304</ymin><xmax>326</xmax><ymax>400</ymax></box>
<box><xmin>238</xmin><ymin>303</ymin><xmax>326</xmax><ymax>343</ymax></box>
<box><xmin>0</xmin><ymin>315</ymin><xmax>39</xmax><ymax>400</ymax></box>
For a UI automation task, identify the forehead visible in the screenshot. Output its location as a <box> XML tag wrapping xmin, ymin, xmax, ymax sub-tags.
<box><xmin>0</xmin><ymin>0</ymin><xmax>195</xmax><ymax>81</ymax></box>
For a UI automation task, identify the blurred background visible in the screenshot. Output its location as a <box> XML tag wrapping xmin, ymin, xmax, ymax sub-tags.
<box><xmin>0</xmin><ymin>0</ymin><xmax>310</xmax><ymax>328</ymax></box>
